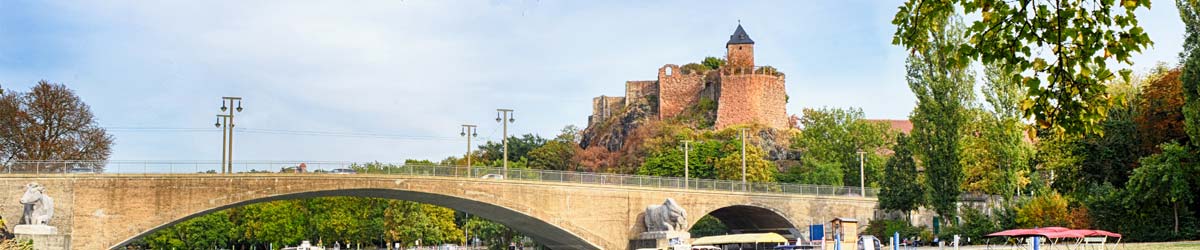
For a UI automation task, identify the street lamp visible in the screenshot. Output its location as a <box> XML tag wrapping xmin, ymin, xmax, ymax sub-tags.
<box><xmin>496</xmin><ymin>109</ymin><xmax>514</xmax><ymax>177</ymax></box>
<box><xmin>858</xmin><ymin>150</ymin><xmax>866</xmax><ymax>197</ymax></box>
<box><xmin>682</xmin><ymin>140</ymin><xmax>692</xmax><ymax>189</ymax></box>
<box><xmin>216</xmin><ymin>114</ymin><xmax>229</xmax><ymax>174</ymax></box>
<box><xmin>739</xmin><ymin>128</ymin><xmax>749</xmax><ymax>191</ymax></box>
<box><xmin>461</xmin><ymin>124</ymin><xmax>478</xmax><ymax>169</ymax></box>
<box><xmin>218</xmin><ymin>97</ymin><xmax>243</xmax><ymax>174</ymax></box>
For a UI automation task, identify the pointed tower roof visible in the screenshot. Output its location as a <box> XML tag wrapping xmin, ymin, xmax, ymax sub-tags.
<box><xmin>727</xmin><ymin>24</ymin><xmax>755</xmax><ymax>45</ymax></box>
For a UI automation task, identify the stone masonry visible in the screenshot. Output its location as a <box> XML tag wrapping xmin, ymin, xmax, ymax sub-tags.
<box><xmin>586</xmin><ymin>24</ymin><xmax>787</xmax><ymax>130</ymax></box>
<box><xmin>0</xmin><ymin>174</ymin><xmax>877</xmax><ymax>250</ymax></box>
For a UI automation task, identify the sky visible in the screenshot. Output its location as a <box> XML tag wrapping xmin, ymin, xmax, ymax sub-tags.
<box><xmin>0</xmin><ymin>1</ymin><xmax>1187</xmax><ymax>163</ymax></box>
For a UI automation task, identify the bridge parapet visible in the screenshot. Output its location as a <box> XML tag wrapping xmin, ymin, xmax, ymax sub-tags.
<box><xmin>4</xmin><ymin>160</ymin><xmax>879</xmax><ymax>197</ymax></box>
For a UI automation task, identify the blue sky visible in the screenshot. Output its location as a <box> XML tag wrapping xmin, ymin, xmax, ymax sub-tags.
<box><xmin>0</xmin><ymin>1</ymin><xmax>1186</xmax><ymax>162</ymax></box>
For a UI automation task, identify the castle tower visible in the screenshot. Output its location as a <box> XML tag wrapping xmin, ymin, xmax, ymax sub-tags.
<box><xmin>726</xmin><ymin>24</ymin><xmax>755</xmax><ymax>67</ymax></box>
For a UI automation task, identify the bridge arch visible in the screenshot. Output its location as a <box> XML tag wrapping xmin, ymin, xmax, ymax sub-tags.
<box><xmin>111</xmin><ymin>188</ymin><xmax>602</xmax><ymax>250</ymax></box>
<box><xmin>690</xmin><ymin>203</ymin><xmax>800</xmax><ymax>238</ymax></box>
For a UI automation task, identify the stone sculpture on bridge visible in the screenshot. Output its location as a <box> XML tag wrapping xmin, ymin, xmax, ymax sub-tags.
<box><xmin>15</xmin><ymin>182</ymin><xmax>57</xmax><ymax>235</ymax></box>
<box><xmin>19</xmin><ymin>182</ymin><xmax>54</xmax><ymax>226</ymax></box>
<box><xmin>643</xmin><ymin>198</ymin><xmax>687</xmax><ymax>232</ymax></box>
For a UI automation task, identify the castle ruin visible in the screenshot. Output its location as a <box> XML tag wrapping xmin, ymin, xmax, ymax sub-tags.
<box><xmin>587</xmin><ymin>24</ymin><xmax>788</xmax><ymax>130</ymax></box>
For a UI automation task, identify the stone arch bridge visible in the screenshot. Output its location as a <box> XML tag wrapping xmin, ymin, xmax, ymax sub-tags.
<box><xmin>0</xmin><ymin>174</ymin><xmax>876</xmax><ymax>250</ymax></box>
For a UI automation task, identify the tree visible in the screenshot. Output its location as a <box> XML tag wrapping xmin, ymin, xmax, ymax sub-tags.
<box><xmin>529</xmin><ymin>127</ymin><xmax>582</xmax><ymax>171</ymax></box>
<box><xmin>893</xmin><ymin>0</ymin><xmax>1154</xmax><ymax>135</ymax></box>
<box><xmin>1135</xmin><ymin>65</ymin><xmax>1189</xmax><ymax>151</ymax></box>
<box><xmin>714</xmin><ymin>136</ymin><xmax>776</xmax><ymax>183</ymax></box>
<box><xmin>1016</xmin><ymin>191</ymin><xmax>1070</xmax><ymax>228</ymax></box>
<box><xmin>0</xmin><ymin>81</ymin><xmax>113</xmax><ymax>171</ymax></box>
<box><xmin>880</xmin><ymin>134</ymin><xmax>923</xmax><ymax>221</ymax></box>
<box><xmin>1126</xmin><ymin>142</ymin><xmax>1196</xmax><ymax>234</ymax></box>
<box><xmin>792</xmin><ymin>107</ymin><xmax>895</xmax><ymax>187</ymax></box>
<box><xmin>702</xmin><ymin>57</ymin><xmax>726</xmax><ymax>70</ymax></box>
<box><xmin>479</xmin><ymin>134</ymin><xmax>547</xmax><ymax>163</ymax></box>
<box><xmin>907</xmin><ymin>18</ymin><xmax>974</xmax><ymax>220</ymax></box>
<box><xmin>1180</xmin><ymin>0</ymin><xmax>1200</xmax><ymax>146</ymax></box>
<box><xmin>975</xmin><ymin>63</ymin><xmax>1035</xmax><ymax>196</ymax></box>
<box><xmin>776</xmin><ymin>156</ymin><xmax>843</xmax><ymax>186</ymax></box>
<box><xmin>142</xmin><ymin>211</ymin><xmax>236</xmax><ymax>249</ymax></box>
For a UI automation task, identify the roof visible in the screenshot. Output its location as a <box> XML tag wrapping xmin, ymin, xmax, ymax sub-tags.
<box><xmin>692</xmin><ymin>233</ymin><xmax>788</xmax><ymax>245</ymax></box>
<box><xmin>831</xmin><ymin>217</ymin><xmax>858</xmax><ymax>223</ymax></box>
<box><xmin>865</xmin><ymin>119</ymin><xmax>914</xmax><ymax>134</ymax></box>
<box><xmin>727</xmin><ymin>24</ymin><xmax>755</xmax><ymax>45</ymax></box>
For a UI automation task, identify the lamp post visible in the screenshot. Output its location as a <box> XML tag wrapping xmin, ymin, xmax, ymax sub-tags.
<box><xmin>739</xmin><ymin>128</ymin><xmax>749</xmax><ymax>191</ymax></box>
<box><xmin>217</xmin><ymin>97</ymin><xmax>243</xmax><ymax>174</ymax></box>
<box><xmin>858</xmin><ymin>150</ymin><xmax>866</xmax><ymax>197</ymax></box>
<box><xmin>215</xmin><ymin>115</ymin><xmax>229</xmax><ymax>174</ymax></box>
<box><xmin>461</xmin><ymin>124</ymin><xmax>478</xmax><ymax>168</ymax></box>
<box><xmin>682</xmin><ymin>140</ymin><xmax>692</xmax><ymax>189</ymax></box>
<box><xmin>496</xmin><ymin>109</ymin><xmax>514</xmax><ymax>177</ymax></box>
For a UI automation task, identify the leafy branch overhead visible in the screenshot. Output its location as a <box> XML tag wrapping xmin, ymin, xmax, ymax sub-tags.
<box><xmin>892</xmin><ymin>0</ymin><xmax>1154</xmax><ymax>135</ymax></box>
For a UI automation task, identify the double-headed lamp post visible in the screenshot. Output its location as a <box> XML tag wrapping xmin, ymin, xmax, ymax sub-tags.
<box><xmin>858</xmin><ymin>150</ymin><xmax>866</xmax><ymax>197</ymax></box>
<box><xmin>496</xmin><ymin>109</ymin><xmax>514</xmax><ymax>176</ymax></box>
<box><xmin>739</xmin><ymin>128</ymin><xmax>749</xmax><ymax>191</ymax></box>
<box><xmin>215</xmin><ymin>97</ymin><xmax>243</xmax><ymax>174</ymax></box>
<box><xmin>460</xmin><ymin>124</ymin><xmax>478</xmax><ymax>167</ymax></box>
<box><xmin>682</xmin><ymin>140</ymin><xmax>692</xmax><ymax>189</ymax></box>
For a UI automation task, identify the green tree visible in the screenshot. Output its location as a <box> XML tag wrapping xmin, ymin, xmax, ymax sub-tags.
<box><xmin>479</xmin><ymin>134</ymin><xmax>547</xmax><ymax>163</ymax></box>
<box><xmin>688</xmin><ymin>215</ymin><xmax>729</xmax><ymax>238</ymax></box>
<box><xmin>892</xmin><ymin>0</ymin><xmax>1154</xmax><ymax>135</ymax></box>
<box><xmin>880</xmin><ymin>134</ymin><xmax>923</xmax><ymax>221</ymax></box>
<box><xmin>1126</xmin><ymin>142</ymin><xmax>1196</xmax><ymax>234</ymax></box>
<box><xmin>237</xmin><ymin>200</ymin><xmax>311</xmax><ymax>248</ymax></box>
<box><xmin>792</xmin><ymin>107</ymin><xmax>895</xmax><ymax>187</ymax></box>
<box><xmin>777</xmin><ymin>157</ymin><xmax>843</xmax><ymax>186</ymax></box>
<box><xmin>702</xmin><ymin>56</ymin><xmax>726</xmax><ymax>70</ymax></box>
<box><xmin>1016</xmin><ymin>191</ymin><xmax>1070</xmax><ymax>228</ymax></box>
<box><xmin>714</xmin><ymin>136</ymin><xmax>776</xmax><ymax>182</ymax></box>
<box><xmin>529</xmin><ymin>127</ymin><xmax>582</xmax><ymax>171</ymax></box>
<box><xmin>142</xmin><ymin>211</ymin><xmax>237</xmax><ymax>249</ymax></box>
<box><xmin>907</xmin><ymin>18</ymin><xmax>974</xmax><ymax>220</ymax></box>
<box><xmin>1181</xmin><ymin>0</ymin><xmax>1200</xmax><ymax>146</ymax></box>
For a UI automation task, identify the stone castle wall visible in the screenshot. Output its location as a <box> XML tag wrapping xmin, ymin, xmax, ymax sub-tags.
<box><xmin>715</xmin><ymin>72</ymin><xmax>786</xmax><ymax>129</ymax></box>
<box><xmin>590</xmin><ymin>95</ymin><xmax>627</xmax><ymax>126</ymax></box>
<box><xmin>656</xmin><ymin>64</ymin><xmax>706</xmax><ymax>120</ymax></box>
<box><xmin>624</xmin><ymin>81</ymin><xmax>657</xmax><ymax>106</ymax></box>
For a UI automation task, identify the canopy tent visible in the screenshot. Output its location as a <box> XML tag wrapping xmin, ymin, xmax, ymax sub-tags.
<box><xmin>985</xmin><ymin>228</ymin><xmax>1122</xmax><ymax>239</ymax></box>
<box><xmin>692</xmin><ymin>233</ymin><xmax>789</xmax><ymax>246</ymax></box>
<box><xmin>984</xmin><ymin>227</ymin><xmax>1123</xmax><ymax>249</ymax></box>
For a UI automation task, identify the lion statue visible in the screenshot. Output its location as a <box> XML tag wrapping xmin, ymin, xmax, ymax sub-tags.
<box><xmin>643</xmin><ymin>198</ymin><xmax>687</xmax><ymax>232</ymax></box>
<box><xmin>19</xmin><ymin>182</ymin><xmax>53</xmax><ymax>225</ymax></box>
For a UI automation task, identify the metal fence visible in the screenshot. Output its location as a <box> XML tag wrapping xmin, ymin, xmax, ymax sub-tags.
<box><xmin>1</xmin><ymin>160</ymin><xmax>878</xmax><ymax>197</ymax></box>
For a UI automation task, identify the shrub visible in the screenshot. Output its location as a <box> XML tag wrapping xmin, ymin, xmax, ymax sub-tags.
<box><xmin>1016</xmin><ymin>191</ymin><xmax>1070</xmax><ymax>228</ymax></box>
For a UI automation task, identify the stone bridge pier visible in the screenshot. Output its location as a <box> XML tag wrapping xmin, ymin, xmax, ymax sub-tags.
<box><xmin>0</xmin><ymin>175</ymin><xmax>877</xmax><ymax>250</ymax></box>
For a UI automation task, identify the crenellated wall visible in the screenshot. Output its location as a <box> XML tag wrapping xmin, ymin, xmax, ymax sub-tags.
<box><xmin>656</xmin><ymin>64</ymin><xmax>706</xmax><ymax>120</ymax></box>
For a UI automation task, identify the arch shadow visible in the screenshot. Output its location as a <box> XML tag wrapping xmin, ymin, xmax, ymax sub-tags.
<box><xmin>113</xmin><ymin>188</ymin><xmax>601</xmax><ymax>250</ymax></box>
<box><xmin>697</xmin><ymin>205</ymin><xmax>799</xmax><ymax>238</ymax></box>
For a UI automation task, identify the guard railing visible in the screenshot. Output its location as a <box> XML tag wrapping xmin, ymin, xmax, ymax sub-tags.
<box><xmin>0</xmin><ymin>160</ymin><xmax>878</xmax><ymax>197</ymax></box>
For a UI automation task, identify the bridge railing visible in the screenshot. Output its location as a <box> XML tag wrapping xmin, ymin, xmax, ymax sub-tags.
<box><xmin>0</xmin><ymin>160</ymin><xmax>878</xmax><ymax>197</ymax></box>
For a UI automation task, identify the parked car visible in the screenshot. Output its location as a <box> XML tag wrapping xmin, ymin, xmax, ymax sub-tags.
<box><xmin>858</xmin><ymin>235</ymin><xmax>881</xmax><ymax>250</ymax></box>
<box><xmin>330</xmin><ymin>168</ymin><xmax>356</xmax><ymax>174</ymax></box>
<box><xmin>67</xmin><ymin>167</ymin><xmax>96</xmax><ymax>174</ymax></box>
<box><xmin>480</xmin><ymin>174</ymin><xmax>505</xmax><ymax>180</ymax></box>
